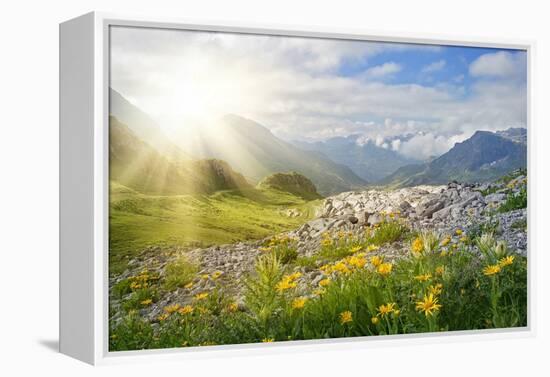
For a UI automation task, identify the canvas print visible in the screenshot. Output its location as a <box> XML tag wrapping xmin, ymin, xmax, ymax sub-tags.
<box><xmin>108</xmin><ymin>26</ymin><xmax>528</xmax><ymax>351</ymax></box>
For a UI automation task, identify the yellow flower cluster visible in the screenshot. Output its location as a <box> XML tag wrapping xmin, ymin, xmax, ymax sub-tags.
<box><xmin>178</xmin><ymin>305</ymin><xmax>194</xmax><ymax>315</ymax></box>
<box><xmin>414</xmin><ymin>273</ymin><xmax>432</xmax><ymax>282</ymax></box>
<box><xmin>483</xmin><ymin>255</ymin><xmax>515</xmax><ymax>276</ymax></box>
<box><xmin>370</xmin><ymin>255</ymin><xmax>383</xmax><ymax>267</ymax></box>
<box><xmin>412</xmin><ymin>237</ymin><xmax>424</xmax><ymax>255</ymax></box>
<box><xmin>128</xmin><ymin>269</ymin><xmax>158</xmax><ymax>290</ymax></box>
<box><xmin>428</xmin><ymin>283</ymin><xmax>443</xmax><ymax>296</ymax></box>
<box><xmin>276</xmin><ymin>272</ymin><xmax>301</xmax><ymax>292</ymax></box>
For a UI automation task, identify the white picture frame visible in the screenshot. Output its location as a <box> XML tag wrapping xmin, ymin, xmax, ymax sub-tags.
<box><xmin>59</xmin><ymin>11</ymin><xmax>535</xmax><ymax>365</ymax></box>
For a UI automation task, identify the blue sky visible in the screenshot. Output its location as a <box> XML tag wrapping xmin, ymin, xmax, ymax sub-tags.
<box><xmin>111</xmin><ymin>27</ymin><xmax>527</xmax><ymax>159</ymax></box>
<box><xmin>338</xmin><ymin>44</ymin><xmax>525</xmax><ymax>94</ymax></box>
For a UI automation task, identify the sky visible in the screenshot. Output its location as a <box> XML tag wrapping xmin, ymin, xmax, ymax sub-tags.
<box><xmin>110</xmin><ymin>26</ymin><xmax>527</xmax><ymax>160</ymax></box>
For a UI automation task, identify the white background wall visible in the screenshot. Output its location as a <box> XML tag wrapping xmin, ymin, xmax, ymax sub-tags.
<box><xmin>1</xmin><ymin>0</ymin><xmax>548</xmax><ymax>375</ymax></box>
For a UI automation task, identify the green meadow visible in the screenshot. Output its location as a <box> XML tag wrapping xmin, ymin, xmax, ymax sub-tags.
<box><xmin>109</xmin><ymin>182</ymin><xmax>321</xmax><ymax>276</ymax></box>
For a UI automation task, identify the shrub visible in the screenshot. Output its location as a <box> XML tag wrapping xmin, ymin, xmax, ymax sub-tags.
<box><xmin>164</xmin><ymin>256</ymin><xmax>198</xmax><ymax>291</ymax></box>
<box><xmin>499</xmin><ymin>187</ymin><xmax>527</xmax><ymax>213</ymax></box>
<box><xmin>368</xmin><ymin>220</ymin><xmax>409</xmax><ymax>246</ymax></box>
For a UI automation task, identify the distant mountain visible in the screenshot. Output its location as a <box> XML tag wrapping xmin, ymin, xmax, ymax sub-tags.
<box><xmin>258</xmin><ymin>172</ymin><xmax>322</xmax><ymax>200</ymax></box>
<box><xmin>380</xmin><ymin>128</ymin><xmax>527</xmax><ymax>187</ymax></box>
<box><xmin>496</xmin><ymin>127</ymin><xmax>527</xmax><ymax>144</ymax></box>
<box><xmin>110</xmin><ymin>88</ymin><xmax>189</xmax><ymax>161</ymax></box>
<box><xmin>293</xmin><ymin>135</ymin><xmax>419</xmax><ymax>182</ymax></box>
<box><xmin>176</xmin><ymin>114</ymin><xmax>367</xmax><ymax>195</ymax></box>
<box><xmin>109</xmin><ymin>116</ymin><xmax>250</xmax><ymax>195</ymax></box>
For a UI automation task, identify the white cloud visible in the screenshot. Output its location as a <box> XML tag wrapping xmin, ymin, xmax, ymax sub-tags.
<box><xmin>362</xmin><ymin>62</ymin><xmax>402</xmax><ymax>79</ymax></box>
<box><xmin>469</xmin><ymin>51</ymin><xmax>526</xmax><ymax>78</ymax></box>
<box><xmin>399</xmin><ymin>133</ymin><xmax>453</xmax><ymax>160</ymax></box>
<box><xmin>422</xmin><ymin>59</ymin><xmax>446</xmax><ymax>73</ymax></box>
<box><xmin>391</xmin><ymin>139</ymin><xmax>401</xmax><ymax>151</ymax></box>
<box><xmin>110</xmin><ymin>26</ymin><xmax>527</xmax><ymax>159</ymax></box>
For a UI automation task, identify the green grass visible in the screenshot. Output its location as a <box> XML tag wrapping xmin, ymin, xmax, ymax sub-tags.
<box><xmin>109</xmin><ymin>182</ymin><xmax>320</xmax><ymax>276</ymax></box>
<box><xmin>163</xmin><ymin>256</ymin><xmax>199</xmax><ymax>291</ymax></box>
<box><xmin>109</xmin><ymin>230</ymin><xmax>527</xmax><ymax>350</ymax></box>
<box><xmin>498</xmin><ymin>187</ymin><xmax>527</xmax><ymax>213</ymax></box>
<box><xmin>511</xmin><ymin>219</ymin><xmax>527</xmax><ymax>231</ymax></box>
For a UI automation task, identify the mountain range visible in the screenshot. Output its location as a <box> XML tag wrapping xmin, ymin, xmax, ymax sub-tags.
<box><xmin>380</xmin><ymin>128</ymin><xmax>527</xmax><ymax>187</ymax></box>
<box><xmin>293</xmin><ymin>135</ymin><xmax>420</xmax><ymax>182</ymax></box>
<box><xmin>110</xmin><ymin>88</ymin><xmax>527</xmax><ymax>195</ymax></box>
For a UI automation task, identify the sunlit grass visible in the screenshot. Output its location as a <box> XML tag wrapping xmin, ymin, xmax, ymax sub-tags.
<box><xmin>109</xmin><ymin>182</ymin><xmax>320</xmax><ymax>276</ymax></box>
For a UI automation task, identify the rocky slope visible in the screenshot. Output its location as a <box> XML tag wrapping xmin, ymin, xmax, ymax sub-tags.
<box><xmin>109</xmin><ymin>173</ymin><xmax>527</xmax><ymax>324</ymax></box>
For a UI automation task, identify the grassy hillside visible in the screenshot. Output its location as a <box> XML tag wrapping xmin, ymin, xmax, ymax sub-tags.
<box><xmin>109</xmin><ymin>182</ymin><xmax>321</xmax><ymax>276</ymax></box>
<box><xmin>258</xmin><ymin>172</ymin><xmax>323</xmax><ymax>200</ymax></box>
<box><xmin>177</xmin><ymin>114</ymin><xmax>367</xmax><ymax>195</ymax></box>
<box><xmin>110</xmin><ymin>116</ymin><xmax>251</xmax><ymax>195</ymax></box>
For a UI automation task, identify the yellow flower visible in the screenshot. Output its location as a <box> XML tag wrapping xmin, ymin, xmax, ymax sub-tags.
<box><xmin>212</xmin><ymin>271</ymin><xmax>223</xmax><ymax>280</ymax></box>
<box><xmin>370</xmin><ymin>255</ymin><xmax>383</xmax><ymax>267</ymax></box>
<box><xmin>498</xmin><ymin>255</ymin><xmax>515</xmax><ymax>267</ymax></box>
<box><xmin>412</xmin><ymin>237</ymin><xmax>424</xmax><ymax>255</ymax></box>
<box><xmin>194</xmin><ymin>292</ymin><xmax>209</xmax><ymax>301</ymax></box>
<box><xmin>200</xmin><ymin>274</ymin><xmax>210</xmax><ymax>280</ymax></box>
<box><xmin>393</xmin><ymin>310</ymin><xmax>400</xmax><ymax>317</ymax></box>
<box><xmin>414</xmin><ymin>273</ymin><xmax>432</xmax><ymax>282</ymax></box>
<box><xmin>332</xmin><ymin>261</ymin><xmax>351</xmax><ymax>275</ymax></box>
<box><xmin>460</xmin><ymin>236</ymin><xmax>468</xmax><ymax>243</ymax></box>
<box><xmin>415</xmin><ymin>293</ymin><xmax>442</xmax><ymax>316</ymax></box>
<box><xmin>276</xmin><ymin>276</ymin><xmax>297</xmax><ymax>292</ymax></box>
<box><xmin>184</xmin><ymin>281</ymin><xmax>194</xmax><ymax>289</ymax></box>
<box><xmin>440</xmin><ymin>236</ymin><xmax>451</xmax><ymax>247</ymax></box>
<box><xmin>140</xmin><ymin>299</ymin><xmax>153</xmax><ymax>306</ymax></box>
<box><xmin>227</xmin><ymin>302</ymin><xmax>239</xmax><ymax>312</ymax></box>
<box><xmin>157</xmin><ymin>313</ymin><xmax>169</xmax><ymax>321</ymax></box>
<box><xmin>340</xmin><ymin>310</ymin><xmax>353</xmax><ymax>324</ymax></box>
<box><xmin>377</xmin><ymin>302</ymin><xmax>397</xmax><ymax>317</ymax></box>
<box><xmin>371</xmin><ymin>317</ymin><xmax>379</xmax><ymax>325</ymax></box>
<box><xmin>292</xmin><ymin>297</ymin><xmax>308</xmax><ymax>309</ymax></box>
<box><xmin>367</xmin><ymin>245</ymin><xmax>380</xmax><ymax>252</ymax></box>
<box><xmin>435</xmin><ymin>266</ymin><xmax>445</xmax><ymax>276</ymax></box>
<box><xmin>350</xmin><ymin>245</ymin><xmax>363</xmax><ymax>253</ymax></box>
<box><xmin>377</xmin><ymin>263</ymin><xmax>393</xmax><ymax>276</ymax></box>
<box><xmin>164</xmin><ymin>304</ymin><xmax>181</xmax><ymax>314</ymax></box>
<box><xmin>262</xmin><ymin>338</ymin><xmax>274</xmax><ymax>343</ymax></box>
<box><xmin>129</xmin><ymin>281</ymin><xmax>142</xmax><ymax>290</ymax></box>
<box><xmin>289</xmin><ymin>272</ymin><xmax>302</xmax><ymax>280</ymax></box>
<box><xmin>428</xmin><ymin>283</ymin><xmax>443</xmax><ymax>296</ymax></box>
<box><xmin>177</xmin><ymin>305</ymin><xmax>194</xmax><ymax>315</ymax></box>
<box><xmin>319</xmin><ymin>278</ymin><xmax>332</xmax><ymax>287</ymax></box>
<box><xmin>483</xmin><ymin>264</ymin><xmax>501</xmax><ymax>276</ymax></box>
<box><xmin>455</xmin><ymin>229</ymin><xmax>463</xmax><ymax>236</ymax></box>
<box><xmin>321</xmin><ymin>238</ymin><xmax>333</xmax><ymax>247</ymax></box>
<box><xmin>347</xmin><ymin>255</ymin><xmax>367</xmax><ymax>269</ymax></box>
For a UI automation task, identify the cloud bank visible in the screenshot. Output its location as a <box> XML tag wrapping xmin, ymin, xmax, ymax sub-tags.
<box><xmin>110</xmin><ymin>27</ymin><xmax>527</xmax><ymax>160</ymax></box>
